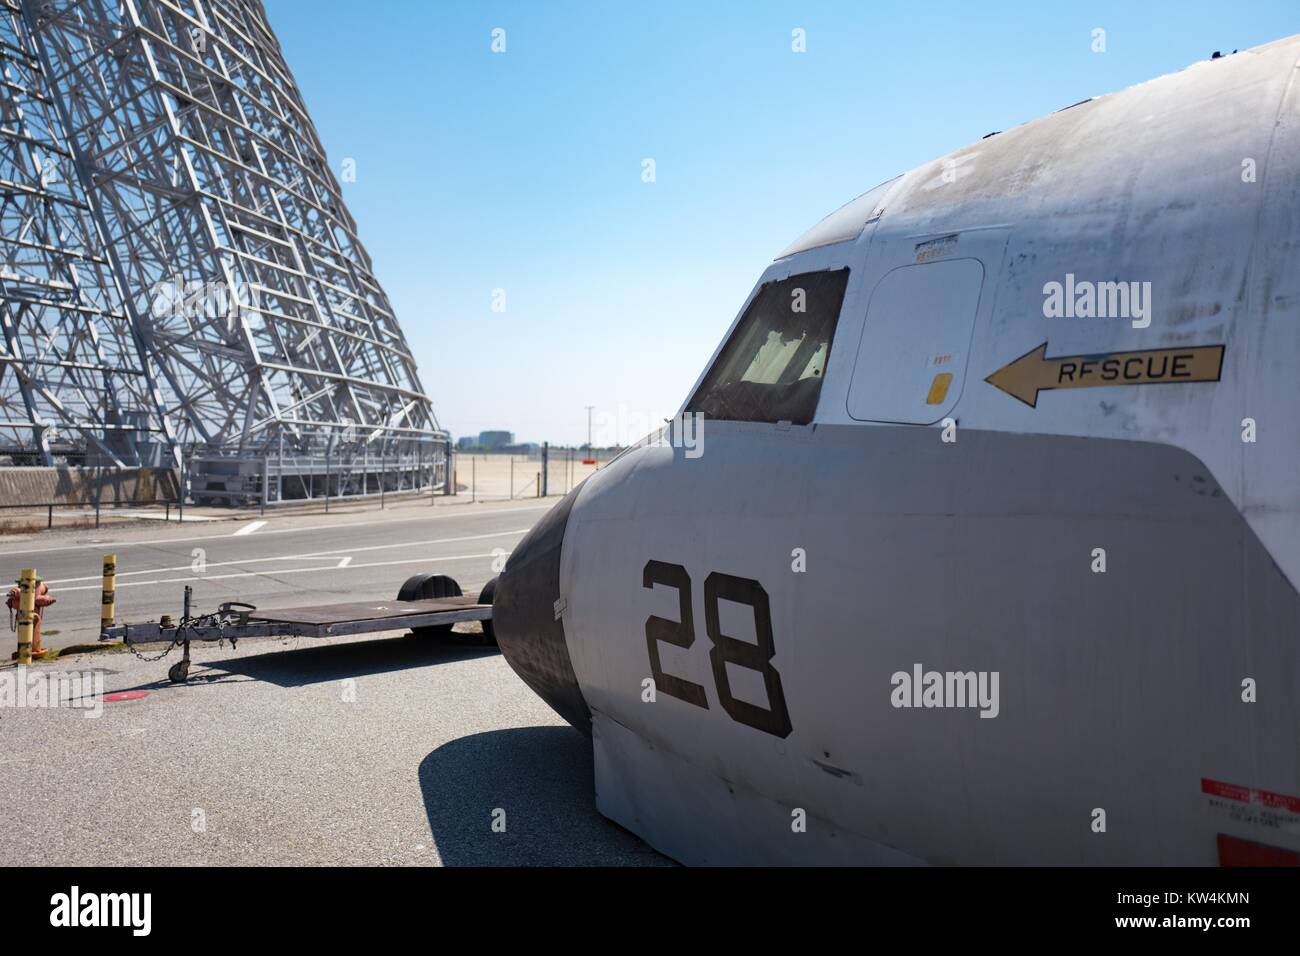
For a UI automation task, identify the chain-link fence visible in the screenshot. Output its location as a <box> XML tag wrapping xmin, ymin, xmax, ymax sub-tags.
<box><xmin>452</xmin><ymin>446</ymin><xmax>611</xmax><ymax>502</ymax></box>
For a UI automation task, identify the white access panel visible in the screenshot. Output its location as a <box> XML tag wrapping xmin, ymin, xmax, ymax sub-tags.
<box><xmin>846</xmin><ymin>257</ymin><xmax>985</xmax><ymax>424</ymax></box>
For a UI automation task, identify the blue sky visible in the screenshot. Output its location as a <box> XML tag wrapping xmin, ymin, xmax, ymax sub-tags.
<box><xmin>267</xmin><ymin>1</ymin><xmax>1297</xmax><ymax>446</ymax></box>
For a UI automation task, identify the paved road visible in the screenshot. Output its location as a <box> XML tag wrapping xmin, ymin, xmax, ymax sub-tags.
<box><xmin>0</xmin><ymin>632</ymin><xmax>668</xmax><ymax>866</ymax></box>
<box><xmin>0</xmin><ymin>496</ymin><xmax>672</xmax><ymax>866</ymax></box>
<box><xmin>0</xmin><ymin>497</ymin><xmax>549</xmax><ymax>652</ymax></box>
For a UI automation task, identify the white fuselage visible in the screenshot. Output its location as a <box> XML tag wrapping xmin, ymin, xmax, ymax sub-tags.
<box><xmin>494</xmin><ymin>35</ymin><xmax>1300</xmax><ymax>865</ymax></box>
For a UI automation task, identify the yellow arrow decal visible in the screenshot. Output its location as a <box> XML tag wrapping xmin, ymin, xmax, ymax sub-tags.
<box><xmin>986</xmin><ymin>343</ymin><xmax>1225</xmax><ymax>408</ymax></box>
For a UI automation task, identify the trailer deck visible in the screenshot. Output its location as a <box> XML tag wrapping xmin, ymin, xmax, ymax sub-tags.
<box><xmin>248</xmin><ymin>596</ymin><xmax>491</xmax><ymax>633</ymax></box>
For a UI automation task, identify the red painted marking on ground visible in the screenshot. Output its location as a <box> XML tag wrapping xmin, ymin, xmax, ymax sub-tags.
<box><xmin>102</xmin><ymin>690</ymin><xmax>149</xmax><ymax>702</ymax></box>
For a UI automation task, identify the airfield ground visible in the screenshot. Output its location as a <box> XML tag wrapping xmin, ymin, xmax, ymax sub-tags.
<box><xmin>0</xmin><ymin>486</ymin><xmax>669</xmax><ymax>866</ymax></box>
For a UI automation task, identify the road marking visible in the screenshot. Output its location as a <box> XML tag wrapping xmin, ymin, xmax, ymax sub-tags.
<box><xmin>43</xmin><ymin>528</ymin><xmax>529</xmax><ymax>584</ymax></box>
<box><xmin>233</xmin><ymin>520</ymin><xmax>267</xmax><ymax>536</ymax></box>
<box><xmin>986</xmin><ymin>342</ymin><xmax>1225</xmax><ymax>407</ymax></box>
<box><xmin>0</xmin><ymin>502</ymin><xmax>552</xmax><ymax>557</ymax></box>
<box><xmin>50</xmin><ymin>550</ymin><xmax>507</xmax><ymax>592</ymax></box>
<box><xmin>33</xmin><ymin>509</ymin><xmax>217</xmax><ymax>523</ymax></box>
<box><xmin>337</xmin><ymin>556</ymin><xmax>352</xmax><ymax>568</ymax></box>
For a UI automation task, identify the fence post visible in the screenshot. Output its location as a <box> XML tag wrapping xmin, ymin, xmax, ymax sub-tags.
<box><xmin>380</xmin><ymin>457</ymin><xmax>386</xmax><ymax>509</ymax></box>
<box><xmin>325</xmin><ymin>447</ymin><xmax>331</xmax><ymax>513</ymax></box>
<box><xmin>101</xmin><ymin>553</ymin><xmax>116</xmax><ymax>633</ymax></box>
<box><xmin>541</xmin><ymin>442</ymin><xmax>549</xmax><ymax>497</ymax></box>
<box><xmin>261</xmin><ymin>457</ymin><xmax>268</xmax><ymax>516</ymax></box>
<box><xmin>47</xmin><ymin>505</ymin><xmax>52</xmax><ymax>530</ymax></box>
<box><xmin>472</xmin><ymin>456</ymin><xmax>476</xmax><ymax>504</ymax></box>
<box><xmin>16</xmin><ymin>568</ymin><xmax>36</xmax><ymax>665</ymax></box>
<box><xmin>510</xmin><ymin>457</ymin><xmax>514</xmax><ymax>500</ymax></box>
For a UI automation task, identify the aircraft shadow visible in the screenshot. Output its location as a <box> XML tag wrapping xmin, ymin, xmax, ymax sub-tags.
<box><xmin>196</xmin><ymin>633</ymin><xmax>497</xmax><ymax>687</ymax></box>
<box><xmin>418</xmin><ymin>726</ymin><xmax>673</xmax><ymax>866</ymax></box>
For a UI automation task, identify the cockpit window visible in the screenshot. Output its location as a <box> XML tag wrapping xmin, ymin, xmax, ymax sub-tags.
<box><xmin>686</xmin><ymin>269</ymin><xmax>849</xmax><ymax>425</ymax></box>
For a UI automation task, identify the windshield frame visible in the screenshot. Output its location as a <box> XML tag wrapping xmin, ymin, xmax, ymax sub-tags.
<box><xmin>685</xmin><ymin>267</ymin><xmax>851</xmax><ymax>426</ymax></box>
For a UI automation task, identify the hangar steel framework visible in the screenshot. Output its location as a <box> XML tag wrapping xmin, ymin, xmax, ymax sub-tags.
<box><xmin>0</xmin><ymin>0</ymin><xmax>447</xmax><ymax>500</ymax></box>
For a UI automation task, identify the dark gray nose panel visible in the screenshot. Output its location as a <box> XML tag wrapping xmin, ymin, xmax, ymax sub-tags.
<box><xmin>493</xmin><ymin>485</ymin><xmax>591</xmax><ymax>735</ymax></box>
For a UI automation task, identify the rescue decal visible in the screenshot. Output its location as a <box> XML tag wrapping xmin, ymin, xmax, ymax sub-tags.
<box><xmin>985</xmin><ymin>342</ymin><xmax>1225</xmax><ymax>408</ymax></box>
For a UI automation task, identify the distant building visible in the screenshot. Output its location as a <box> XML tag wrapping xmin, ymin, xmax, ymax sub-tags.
<box><xmin>455</xmin><ymin>436</ymin><xmax>476</xmax><ymax>451</ymax></box>
<box><xmin>478</xmin><ymin>430</ymin><xmax>514</xmax><ymax>450</ymax></box>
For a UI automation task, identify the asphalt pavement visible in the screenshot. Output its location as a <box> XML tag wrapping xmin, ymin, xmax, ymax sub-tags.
<box><xmin>0</xmin><ymin>496</ymin><xmax>547</xmax><ymax>652</ymax></box>
<box><xmin>0</xmin><ymin>497</ymin><xmax>671</xmax><ymax>866</ymax></box>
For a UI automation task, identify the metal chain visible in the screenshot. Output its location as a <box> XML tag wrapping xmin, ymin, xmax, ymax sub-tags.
<box><xmin>126</xmin><ymin>636</ymin><xmax>182</xmax><ymax>663</ymax></box>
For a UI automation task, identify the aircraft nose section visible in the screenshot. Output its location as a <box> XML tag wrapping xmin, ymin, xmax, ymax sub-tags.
<box><xmin>493</xmin><ymin>487</ymin><xmax>591</xmax><ymax>734</ymax></box>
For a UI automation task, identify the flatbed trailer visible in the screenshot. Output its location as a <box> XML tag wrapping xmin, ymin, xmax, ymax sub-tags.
<box><xmin>99</xmin><ymin>573</ymin><xmax>495</xmax><ymax>683</ymax></box>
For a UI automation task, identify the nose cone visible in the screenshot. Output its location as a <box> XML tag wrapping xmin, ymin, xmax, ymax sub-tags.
<box><xmin>493</xmin><ymin>486</ymin><xmax>591</xmax><ymax>734</ymax></box>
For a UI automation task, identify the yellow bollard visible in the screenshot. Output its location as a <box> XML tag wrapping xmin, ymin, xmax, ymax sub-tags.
<box><xmin>101</xmin><ymin>553</ymin><xmax>116</xmax><ymax>632</ymax></box>
<box><xmin>16</xmin><ymin>568</ymin><xmax>35</xmax><ymax>665</ymax></box>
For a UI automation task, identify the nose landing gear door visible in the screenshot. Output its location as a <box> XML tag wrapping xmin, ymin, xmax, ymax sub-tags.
<box><xmin>846</xmin><ymin>229</ymin><xmax>1008</xmax><ymax>425</ymax></box>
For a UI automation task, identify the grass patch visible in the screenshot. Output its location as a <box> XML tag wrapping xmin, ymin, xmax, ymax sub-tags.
<box><xmin>43</xmin><ymin>641</ymin><xmax>125</xmax><ymax>660</ymax></box>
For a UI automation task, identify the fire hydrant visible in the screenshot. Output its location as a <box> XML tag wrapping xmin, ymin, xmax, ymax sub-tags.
<box><xmin>8</xmin><ymin>577</ymin><xmax>55</xmax><ymax>661</ymax></box>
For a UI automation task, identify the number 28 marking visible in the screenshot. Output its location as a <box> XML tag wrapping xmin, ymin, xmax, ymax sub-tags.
<box><xmin>642</xmin><ymin>560</ymin><xmax>793</xmax><ymax>738</ymax></box>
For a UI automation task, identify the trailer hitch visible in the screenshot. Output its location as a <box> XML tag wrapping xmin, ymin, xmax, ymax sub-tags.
<box><xmin>216</xmin><ymin>601</ymin><xmax>257</xmax><ymax>626</ymax></box>
<box><xmin>166</xmin><ymin>594</ymin><xmax>258</xmax><ymax>683</ymax></box>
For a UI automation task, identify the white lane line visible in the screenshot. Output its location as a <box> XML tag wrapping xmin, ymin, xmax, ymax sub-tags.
<box><xmin>43</xmin><ymin>528</ymin><xmax>528</xmax><ymax>584</ymax></box>
<box><xmin>233</xmin><ymin>520</ymin><xmax>267</xmax><ymax>536</ymax></box>
<box><xmin>50</xmin><ymin>550</ymin><xmax>505</xmax><ymax>592</ymax></box>
<box><xmin>0</xmin><ymin>502</ymin><xmax>552</xmax><ymax>557</ymax></box>
<box><xmin>35</xmin><ymin>509</ymin><xmax>217</xmax><ymax>523</ymax></box>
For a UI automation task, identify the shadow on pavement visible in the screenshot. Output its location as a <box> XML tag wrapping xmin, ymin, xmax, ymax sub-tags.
<box><xmin>419</xmin><ymin>726</ymin><xmax>672</xmax><ymax>866</ymax></box>
<box><xmin>195</xmin><ymin>633</ymin><xmax>497</xmax><ymax>687</ymax></box>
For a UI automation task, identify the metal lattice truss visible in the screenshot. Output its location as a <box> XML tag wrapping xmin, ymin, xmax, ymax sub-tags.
<box><xmin>0</xmin><ymin>0</ymin><xmax>440</xmax><ymax>466</ymax></box>
<box><xmin>0</xmin><ymin>0</ymin><xmax>167</xmax><ymax>465</ymax></box>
